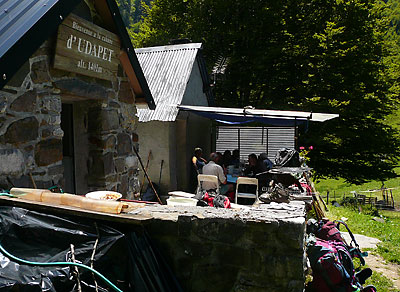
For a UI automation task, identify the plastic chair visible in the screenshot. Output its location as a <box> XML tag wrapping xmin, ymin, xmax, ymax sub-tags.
<box><xmin>235</xmin><ymin>177</ymin><xmax>258</xmax><ymax>204</ymax></box>
<box><xmin>196</xmin><ymin>174</ymin><xmax>220</xmax><ymax>195</ymax></box>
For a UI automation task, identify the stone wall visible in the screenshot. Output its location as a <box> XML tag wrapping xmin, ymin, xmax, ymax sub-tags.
<box><xmin>139</xmin><ymin>202</ymin><xmax>306</xmax><ymax>292</ymax></box>
<box><xmin>0</xmin><ymin>35</ymin><xmax>140</xmax><ymax>197</ymax></box>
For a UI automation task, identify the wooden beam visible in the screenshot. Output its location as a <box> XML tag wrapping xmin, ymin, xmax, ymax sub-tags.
<box><xmin>119</xmin><ymin>49</ymin><xmax>144</xmax><ymax>98</ymax></box>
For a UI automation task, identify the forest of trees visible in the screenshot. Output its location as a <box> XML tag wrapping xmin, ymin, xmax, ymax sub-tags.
<box><xmin>118</xmin><ymin>0</ymin><xmax>400</xmax><ymax>184</ymax></box>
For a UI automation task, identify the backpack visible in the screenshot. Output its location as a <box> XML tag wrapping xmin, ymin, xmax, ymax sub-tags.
<box><xmin>307</xmin><ymin>236</ymin><xmax>360</xmax><ymax>292</ymax></box>
<box><xmin>306</xmin><ymin>220</ymin><xmax>375</xmax><ymax>292</ymax></box>
<box><xmin>274</xmin><ymin>148</ymin><xmax>301</xmax><ymax>167</ymax></box>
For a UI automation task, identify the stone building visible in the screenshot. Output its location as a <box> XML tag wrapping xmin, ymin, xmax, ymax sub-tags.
<box><xmin>0</xmin><ymin>0</ymin><xmax>155</xmax><ymax>197</ymax></box>
<box><xmin>135</xmin><ymin>43</ymin><xmax>214</xmax><ymax>194</ymax></box>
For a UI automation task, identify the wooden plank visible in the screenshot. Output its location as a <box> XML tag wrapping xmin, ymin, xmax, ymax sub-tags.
<box><xmin>119</xmin><ymin>50</ymin><xmax>143</xmax><ymax>97</ymax></box>
<box><xmin>53</xmin><ymin>13</ymin><xmax>121</xmax><ymax>81</ymax></box>
<box><xmin>0</xmin><ymin>196</ymin><xmax>152</xmax><ymax>225</ymax></box>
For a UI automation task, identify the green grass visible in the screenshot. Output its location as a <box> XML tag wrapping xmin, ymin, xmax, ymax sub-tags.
<box><xmin>365</xmin><ymin>269</ymin><xmax>397</xmax><ymax>292</ymax></box>
<box><xmin>327</xmin><ymin>206</ymin><xmax>400</xmax><ymax>265</ymax></box>
<box><xmin>315</xmin><ymin>169</ymin><xmax>400</xmax><ymax>208</ymax></box>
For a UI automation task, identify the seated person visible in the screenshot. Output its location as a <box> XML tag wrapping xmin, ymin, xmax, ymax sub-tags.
<box><xmin>231</xmin><ymin>149</ymin><xmax>241</xmax><ymax>167</ymax></box>
<box><xmin>258</xmin><ymin>152</ymin><xmax>273</xmax><ymax>170</ymax></box>
<box><xmin>243</xmin><ymin>153</ymin><xmax>267</xmax><ymax>177</ymax></box>
<box><xmin>202</xmin><ymin>152</ymin><xmax>233</xmax><ymax>195</ymax></box>
<box><xmin>222</xmin><ymin>150</ymin><xmax>233</xmax><ymax>168</ymax></box>
<box><xmin>192</xmin><ymin>147</ymin><xmax>207</xmax><ymax>174</ymax></box>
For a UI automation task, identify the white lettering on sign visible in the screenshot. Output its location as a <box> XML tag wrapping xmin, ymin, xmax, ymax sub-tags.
<box><xmin>54</xmin><ymin>14</ymin><xmax>120</xmax><ymax>81</ymax></box>
<box><xmin>71</xmin><ymin>21</ymin><xmax>113</xmax><ymax>45</ymax></box>
<box><xmin>67</xmin><ymin>35</ymin><xmax>114</xmax><ymax>62</ymax></box>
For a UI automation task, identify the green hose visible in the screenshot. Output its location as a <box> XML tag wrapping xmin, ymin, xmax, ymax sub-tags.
<box><xmin>0</xmin><ymin>243</ymin><xmax>123</xmax><ymax>292</ymax></box>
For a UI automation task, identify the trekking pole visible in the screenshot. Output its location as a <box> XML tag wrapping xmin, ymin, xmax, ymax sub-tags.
<box><xmin>133</xmin><ymin>146</ymin><xmax>162</xmax><ymax>204</ymax></box>
<box><xmin>139</xmin><ymin>150</ymin><xmax>152</xmax><ymax>196</ymax></box>
<box><xmin>158</xmin><ymin>160</ymin><xmax>164</xmax><ymax>187</ymax></box>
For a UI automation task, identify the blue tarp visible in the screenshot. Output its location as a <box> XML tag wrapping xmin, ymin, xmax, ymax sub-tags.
<box><xmin>183</xmin><ymin>110</ymin><xmax>308</xmax><ymax>126</ymax></box>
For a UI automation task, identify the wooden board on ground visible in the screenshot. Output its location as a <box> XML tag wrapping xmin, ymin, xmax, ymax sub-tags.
<box><xmin>0</xmin><ymin>196</ymin><xmax>151</xmax><ymax>225</ymax></box>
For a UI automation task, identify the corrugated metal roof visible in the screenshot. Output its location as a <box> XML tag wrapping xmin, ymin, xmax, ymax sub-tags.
<box><xmin>135</xmin><ymin>43</ymin><xmax>203</xmax><ymax>122</ymax></box>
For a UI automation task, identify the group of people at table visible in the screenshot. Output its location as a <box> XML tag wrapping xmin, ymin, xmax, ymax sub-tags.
<box><xmin>191</xmin><ymin>148</ymin><xmax>274</xmax><ymax>200</ymax></box>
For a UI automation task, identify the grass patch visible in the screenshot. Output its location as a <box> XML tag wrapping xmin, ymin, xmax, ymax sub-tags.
<box><xmin>365</xmin><ymin>269</ymin><xmax>397</xmax><ymax>292</ymax></box>
<box><xmin>315</xmin><ymin>168</ymin><xmax>400</xmax><ymax>208</ymax></box>
<box><xmin>326</xmin><ymin>206</ymin><xmax>400</xmax><ymax>265</ymax></box>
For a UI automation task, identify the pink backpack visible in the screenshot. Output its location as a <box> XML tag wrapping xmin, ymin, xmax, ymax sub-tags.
<box><xmin>307</xmin><ymin>220</ymin><xmax>376</xmax><ymax>292</ymax></box>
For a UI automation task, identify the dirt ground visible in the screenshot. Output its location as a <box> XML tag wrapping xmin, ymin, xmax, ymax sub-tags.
<box><xmin>364</xmin><ymin>253</ymin><xmax>400</xmax><ymax>290</ymax></box>
<box><xmin>342</xmin><ymin>232</ymin><xmax>400</xmax><ymax>289</ymax></box>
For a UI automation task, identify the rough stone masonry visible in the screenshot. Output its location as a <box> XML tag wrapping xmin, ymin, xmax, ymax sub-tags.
<box><xmin>130</xmin><ymin>201</ymin><xmax>307</xmax><ymax>292</ymax></box>
<box><xmin>0</xmin><ymin>37</ymin><xmax>140</xmax><ymax>196</ymax></box>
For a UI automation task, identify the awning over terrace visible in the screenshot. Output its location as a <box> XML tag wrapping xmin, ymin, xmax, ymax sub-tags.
<box><xmin>178</xmin><ymin>105</ymin><xmax>339</xmax><ymax>126</ymax></box>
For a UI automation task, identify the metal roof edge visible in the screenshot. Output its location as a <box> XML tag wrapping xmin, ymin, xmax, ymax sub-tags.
<box><xmin>135</xmin><ymin>43</ymin><xmax>202</xmax><ymax>54</ymax></box>
<box><xmin>178</xmin><ymin>105</ymin><xmax>339</xmax><ymax>122</ymax></box>
<box><xmin>104</xmin><ymin>0</ymin><xmax>156</xmax><ymax>110</ymax></box>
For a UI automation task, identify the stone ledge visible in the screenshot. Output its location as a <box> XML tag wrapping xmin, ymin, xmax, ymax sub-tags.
<box><xmin>131</xmin><ymin>201</ymin><xmax>306</xmax><ymax>224</ymax></box>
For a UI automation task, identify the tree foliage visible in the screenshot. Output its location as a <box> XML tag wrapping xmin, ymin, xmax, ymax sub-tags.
<box><xmin>130</xmin><ymin>0</ymin><xmax>400</xmax><ymax>184</ymax></box>
<box><xmin>116</xmin><ymin>0</ymin><xmax>151</xmax><ymax>33</ymax></box>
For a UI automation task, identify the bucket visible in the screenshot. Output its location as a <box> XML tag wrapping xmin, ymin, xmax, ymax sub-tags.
<box><xmin>166</xmin><ymin>196</ymin><xmax>198</xmax><ymax>206</ymax></box>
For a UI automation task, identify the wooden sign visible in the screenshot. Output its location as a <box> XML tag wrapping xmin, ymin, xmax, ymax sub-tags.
<box><xmin>54</xmin><ymin>14</ymin><xmax>120</xmax><ymax>81</ymax></box>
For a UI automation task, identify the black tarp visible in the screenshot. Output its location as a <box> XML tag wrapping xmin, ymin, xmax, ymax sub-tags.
<box><xmin>0</xmin><ymin>206</ymin><xmax>182</xmax><ymax>292</ymax></box>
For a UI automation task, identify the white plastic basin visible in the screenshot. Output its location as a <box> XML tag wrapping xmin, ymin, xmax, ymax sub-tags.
<box><xmin>166</xmin><ymin>196</ymin><xmax>198</xmax><ymax>206</ymax></box>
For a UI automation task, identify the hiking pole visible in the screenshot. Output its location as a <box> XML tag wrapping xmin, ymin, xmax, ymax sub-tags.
<box><xmin>133</xmin><ymin>146</ymin><xmax>162</xmax><ymax>204</ymax></box>
<box><xmin>139</xmin><ymin>150</ymin><xmax>152</xmax><ymax>196</ymax></box>
<box><xmin>158</xmin><ymin>160</ymin><xmax>164</xmax><ymax>187</ymax></box>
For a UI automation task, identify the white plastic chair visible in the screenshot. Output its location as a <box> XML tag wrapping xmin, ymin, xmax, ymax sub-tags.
<box><xmin>196</xmin><ymin>174</ymin><xmax>220</xmax><ymax>195</ymax></box>
<box><xmin>235</xmin><ymin>177</ymin><xmax>258</xmax><ymax>204</ymax></box>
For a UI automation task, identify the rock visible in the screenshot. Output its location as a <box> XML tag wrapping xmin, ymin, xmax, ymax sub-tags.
<box><xmin>10</xmin><ymin>90</ymin><xmax>37</xmax><ymax>112</ymax></box>
<box><xmin>54</xmin><ymin>78</ymin><xmax>108</xmax><ymax>100</ymax></box>
<box><xmin>372</xmin><ymin>217</ymin><xmax>385</xmax><ymax>223</ymax></box>
<box><xmin>0</xmin><ymin>117</ymin><xmax>6</xmax><ymax>129</ymax></box>
<box><xmin>11</xmin><ymin>175</ymin><xmax>33</xmax><ymax>188</ymax></box>
<box><xmin>34</xmin><ymin>138</ymin><xmax>63</xmax><ymax>166</ymax></box>
<box><xmin>88</xmin><ymin>151</ymin><xmax>115</xmax><ymax>177</ymax></box>
<box><xmin>114</xmin><ymin>158</ymin><xmax>126</xmax><ymax>173</ymax></box>
<box><xmin>31</xmin><ymin>59</ymin><xmax>51</xmax><ymax>83</ymax></box>
<box><xmin>1</xmin><ymin>117</ymin><xmax>39</xmax><ymax>144</ymax></box>
<box><xmin>41</xmin><ymin>96</ymin><xmax>61</xmax><ymax>113</ymax></box>
<box><xmin>125</xmin><ymin>155</ymin><xmax>138</xmax><ymax>169</ymax></box>
<box><xmin>118</xmin><ymin>174</ymin><xmax>128</xmax><ymax>195</ymax></box>
<box><xmin>101</xmin><ymin>110</ymin><xmax>119</xmax><ymax>131</ymax></box>
<box><xmin>117</xmin><ymin>133</ymin><xmax>132</xmax><ymax>155</ymax></box>
<box><xmin>109</xmin><ymin>101</ymin><xmax>120</xmax><ymax>108</ymax></box>
<box><xmin>41</xmin><ymin>128</ymin><xmax>52</xmax><ymax>138</ymax></box>
<box><xmin>102</xmin><ymin>135</ymin><xmax>116</xmax><ymax>150</ymax></box>
<box><xmin>47</xmin><ymin>164</ymin><xmax>64</xmax><ymax>176</ymax></box>
<box><xmin>0</xmin><ymin>100</ymin><xmax>7</xmax><ymax>114</ymax></box>
<box><xmin>0</xmin><ymin>149</ymin><xmax>24</xmax><ymax>175</ymax></box>
<box><xmin>88</xmin><ymin>109</ymin><xmax>119</xmax><ymax>132</ymax></box>
<box><xmin>341</xmin><ymin>232</ymin><xmax>381</xmax><ymax>249</ymax></box>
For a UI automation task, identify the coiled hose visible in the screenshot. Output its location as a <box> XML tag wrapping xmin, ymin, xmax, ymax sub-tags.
<box><xmin>0</xmin><ymin>243</ymin><xmax>123</xmax><ymax>292</ymax></box>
